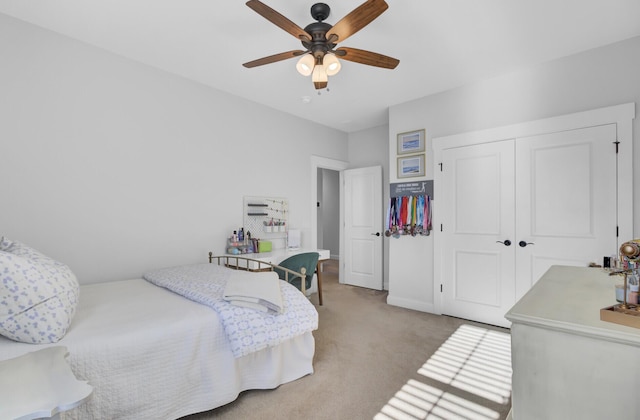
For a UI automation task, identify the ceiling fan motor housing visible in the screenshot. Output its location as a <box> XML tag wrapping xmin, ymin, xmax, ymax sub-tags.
<box><xmin>304</xmin><ymin>4</ymin><xmax>334</xmax><ymax>60</ymax></box>
<box><xmin>303</xmin><ymin>21</ymin><xmax>335</xmax><ymax>60</ymax></box>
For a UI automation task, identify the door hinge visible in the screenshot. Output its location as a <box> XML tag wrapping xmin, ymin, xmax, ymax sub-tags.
<box><xmin>614</xmin><ymin>141</ymin><xmax>620</xmax><ymax>153</ymax></box>
<box><xmin>440</xmin><ymin>284</ymin><xmax>443</xmax><ymax>293</ymax></box>
<box><xmin>440</xmin><ymin>224</ymin><xmax>443</xmax><ymax>232</ymax></box>
<box><xmin>617</xmin><ymin>226</ymin><xmax>619</xmax><ymax>237</ymax></box>
<box><xmin>439</xmin><ymin>162</ymin><xmax>443</xmax><ymax>172</ymax></box>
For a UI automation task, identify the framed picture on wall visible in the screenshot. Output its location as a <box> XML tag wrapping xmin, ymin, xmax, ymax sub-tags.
<box><xmin>397</xmin><ymin>154</ymin><xmax>425</xmax><ymax>178</ymax></box>
<box><xmin>397</xmin><ymin>129</ymin><xmax>425</xmax><ymax>155</ymax></box>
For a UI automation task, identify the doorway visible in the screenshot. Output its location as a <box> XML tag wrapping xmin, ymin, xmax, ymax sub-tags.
<box><xmin>310</xmin><ymin>157</ymin><xmax>384</xmax><ymax>289</ymax></box>
<box><xmin>317</xmin><ymin>168</ymin><xmax>340</xmax><ymax>258</ymax></box>
<box><xmin>310</xmin><ymin>156</ymin><xmax>349</xmax><ymax>284</ymax></box>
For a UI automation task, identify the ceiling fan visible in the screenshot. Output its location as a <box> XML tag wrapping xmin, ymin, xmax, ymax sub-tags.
<box><xmin>243</xmin><ymin>0</ymin><xmax>399</xmax><ymax>90</ymax></box>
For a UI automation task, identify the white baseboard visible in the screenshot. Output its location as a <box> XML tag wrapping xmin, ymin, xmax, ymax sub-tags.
<box><xmin>387</xmin><ymin>295</ymin><xmax>436</xmax><ymax>314</ymax></box>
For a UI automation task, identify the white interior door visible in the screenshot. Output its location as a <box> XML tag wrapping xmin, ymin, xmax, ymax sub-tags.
<box><xmin>514</xmin><ymin>124</ymin><xmax>618</xmax><ymax>300</ymax></box>
<box><xmin>441</xmin><ymin>141</ymin><xmax>516</xmax><ymax>327</ymax></box>
<box><xmin>440</xmin><ymin>124</ymin><xmax>619</xmax><ymax>327</ymax></box>
<box><xmin>344</xmin><ymin>166</ymin><xmax>383</xmax><ymax>290</ymax></box>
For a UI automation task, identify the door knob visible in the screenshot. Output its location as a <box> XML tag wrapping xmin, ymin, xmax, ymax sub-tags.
<box><xmin>496</xmin><ymin>240</ymin><xmax>511</xmax><ymax>246</ymax></box>
<box><xmin>371</xmin><ymin>232</ymin><xmax>381</xmax><ymax>237</ymax></box>
<box><xmin>519</xmin><ymin>241</ymin><xmax>535</xmax><ymax>247</ymax></box>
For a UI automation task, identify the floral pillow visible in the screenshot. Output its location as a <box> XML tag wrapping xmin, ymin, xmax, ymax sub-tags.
<box><xmin>0</xmin><ymin>237</ymin><xmax>80</xmax><ymax>343</ymax></box>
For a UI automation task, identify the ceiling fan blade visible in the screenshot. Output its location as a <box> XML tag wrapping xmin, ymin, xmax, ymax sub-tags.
<box><xmin>243</xmin><ymin>50</ymin><xmax>306</xmax><ymax>68</ymax></box>
<box><xmin>246</xmin><ymin>0</ymin><xmax>311</xmax><ymax>42</ymax></box>
<box><xmin>326</xmin><ymin>0</ymin><xmax>388</xmax><ymax>44</ymax></box>
<box><xmin>335</xmin><ymin>47</ymin><xmax>399</xmax><ymax>69</ymax></box>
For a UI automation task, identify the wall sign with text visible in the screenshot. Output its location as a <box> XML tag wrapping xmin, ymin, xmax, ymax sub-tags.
<box><xmin>390</xmin><ymin>180</ymin><xmax>433</xmax><ymax>198</ymax></box>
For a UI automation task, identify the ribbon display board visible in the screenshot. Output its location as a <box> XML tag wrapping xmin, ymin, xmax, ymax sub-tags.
<box><xmin>390</xmin><ymin>180</ymin><xmax>433</xmax><ymax>199</ymax></box>
<box><xmin>385</xmin><ymin>194</ymin><xmax>432</xmax><ymax>238</ymax></box>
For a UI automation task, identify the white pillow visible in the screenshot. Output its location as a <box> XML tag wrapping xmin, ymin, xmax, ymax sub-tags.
<box><xmin>0</xmin><ymin>237</ymin><xmax>79</xmax><ymax>343</ymax></box>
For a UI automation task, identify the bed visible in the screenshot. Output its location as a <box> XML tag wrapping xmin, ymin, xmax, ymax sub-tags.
<box><xmin>0</xmin><ymin>245</ymin><xmax>318</xmax><ymax>420</ymax></box>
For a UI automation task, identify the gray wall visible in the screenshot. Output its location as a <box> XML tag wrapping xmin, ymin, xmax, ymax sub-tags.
<box><xmin>0</xmin><ymin>14</ymin><xmax>348</xmax><ymax>284</ymax></box>
<box><xmin>387</xmin><ymin>35</ymin><xmax>640</xmax><ymax>310</ymax></box>
<box><xmin>392</xmin><ymin>34</ymin><xmax>640</xmax><ymax>232</ymax></box>
<box><xmin>4</xmin><ymin>11</ymin><xmax>637</xmax><ymax>294</ymax></box>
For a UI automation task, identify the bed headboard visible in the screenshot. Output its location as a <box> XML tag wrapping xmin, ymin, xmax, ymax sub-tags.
<box><xmin>208</xmin><ymin>252</ymin><xmax>308</xmax><ymax>294</ymax></box>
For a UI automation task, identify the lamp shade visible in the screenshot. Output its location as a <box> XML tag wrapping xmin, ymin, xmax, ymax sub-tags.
<box><xmin>323</xmin><ymin>53</ymin><xmax>341</xmax><ymax>76</ymax></box>
<box><xmin>296</xmin><ymin>54</ymin><xmax>315</xmax><ymax>76</ymax></box>
<box><xmin>312</xmin><ymin>64</ymin><xmax>328</xmax><ymax>90</ymax></box>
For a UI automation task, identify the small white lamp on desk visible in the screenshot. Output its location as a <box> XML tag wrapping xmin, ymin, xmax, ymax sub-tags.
<box><xmin>287</xmin><ymin>229</ymin><xmax>301</xmax><ymax>250</ymax></box>
<box><xmin>0</xmin><ymin>346</ymin><xmax>93</xmax><ymax>420</ymax></box>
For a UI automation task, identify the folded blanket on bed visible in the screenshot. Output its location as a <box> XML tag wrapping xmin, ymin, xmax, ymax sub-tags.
<box><xmin>223</xmin><ymin>270</ymin><xmax>283</xmax><ymax>314</ymax></box>
<box><xmin>143</xmin><ymin>264</ymin><xmax>318</xmax><ymax>358</ymax></box>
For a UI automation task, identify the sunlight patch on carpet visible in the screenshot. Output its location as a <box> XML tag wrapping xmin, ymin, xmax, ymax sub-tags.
<box><xmin>374</xmin><ymin>324</ymin><xmax>511</xmax><ymax>420</ymax></box>
<box><xmin>418</xmin><ymin>324</ymin><xmax>512</xmax><ymax>404</ymax></box>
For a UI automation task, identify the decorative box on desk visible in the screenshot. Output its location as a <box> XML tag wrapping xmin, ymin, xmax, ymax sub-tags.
<box><xmin>258</xmin><ymin>241</ymin><xmax>272</xmax><ymax>253</ymax></box>
<box><xmin>226</xmin><ymin>239</ymin><xmax>272</xmax><ymax>255</ymax></box>
<box><xmin>226</xmin><ymin>239</ymin><xmax>251</xmax><ymax>255</ymax></box>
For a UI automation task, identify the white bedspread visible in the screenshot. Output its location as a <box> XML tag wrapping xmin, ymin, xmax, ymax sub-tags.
<box><xmin>143</xmin><ymin>263</ymin><xmax>318</xmax><ymax>358</ymax></box>
<box><xmin>0</xmin><ymin>279</ymin><xmax>316</xmax><ymax>420</ymax></box>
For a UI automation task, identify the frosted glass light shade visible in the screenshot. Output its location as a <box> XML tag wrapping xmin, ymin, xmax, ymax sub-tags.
<box><xmin>323</xmin><ymin>53</ymin><xmax>341</xmax><ymax>76</ymax></box>
<box><xmin>296</xmin><ymin>54</ymin><xmax>315</xmax><ymax>76</ymax></box>
<box><xmin>312</xmin><ymin>64</ymin><xmax>328</xmax><ymax>90</ymax></box>
<box><xmin>312</xmin><ymin>64</ymin><xmax>328</xmax><ymax>83</ymax></box>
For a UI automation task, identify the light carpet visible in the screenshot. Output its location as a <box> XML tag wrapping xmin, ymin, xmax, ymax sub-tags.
<box><xmin>182</xmin><ymin>260</ymin><xmax>512</xmax><ymax>420</ymax></box>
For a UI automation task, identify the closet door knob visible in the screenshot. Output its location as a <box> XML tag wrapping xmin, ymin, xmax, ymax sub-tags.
<box><xmin>519</xmin><ymin>241</ymin><xmax>535</xmax><ymax>247</ymax></box>
<box><xmin>496</xmin><ymin>240</ymin><xmax>511</xmax><ymax>246</ymax></box>
<box><xmin>371</xmin><ymin>232</ymin><xmax>381</xmax><ymax>237</ymax></box>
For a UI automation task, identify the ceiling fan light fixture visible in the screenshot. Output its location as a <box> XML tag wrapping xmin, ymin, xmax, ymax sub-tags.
<box><xmin>296</xmin><ymin>54</ymin><xmax>315</xmax><ymax>76</ymax></box>
<box><xmin>323</xmin><ymin>53</ymin><xmax>341</xmax><ymax>76</ymax></box>
<box><xmin>244</xmin><ymin>0</ymin><xmax>399</xmax><ymax>90</ymax></box>
<box><xmin>312</xmin><ymin>63</ymin><xmax>329</xmax><ymax>90</ymax></box>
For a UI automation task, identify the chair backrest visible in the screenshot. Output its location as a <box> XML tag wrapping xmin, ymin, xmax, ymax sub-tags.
<box><xmin>274</xmin><ymin>252</ymin><xmax>320</xmax><ymax>292</ymax></box>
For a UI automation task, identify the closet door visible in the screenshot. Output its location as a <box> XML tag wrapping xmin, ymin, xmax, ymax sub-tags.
<box><xmin>514</xmin><ymin>124</ymin><xmax>618</xmax><ymax>301</ymax></box>
<box><xmin>440</xmin><ymin>123</ymin><xmax>619</xmax><ymax>328</ymax></box>
<box><xmin>441</xmin><ymin>140</ymin><xmax>516</xmax><ymax>328</ymax></box>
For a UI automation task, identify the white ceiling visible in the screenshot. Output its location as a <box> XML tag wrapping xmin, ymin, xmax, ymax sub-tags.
<box><xmin>1</xmin><ymin>0</ymin><xmax>640</xmax><ymax>133</ymax></box>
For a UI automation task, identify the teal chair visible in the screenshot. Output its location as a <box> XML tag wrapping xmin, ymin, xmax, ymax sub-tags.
<box><xmin>274</xmin><ymin>252</ymin><xmax>320</xmax><ymax>297</ymax></box>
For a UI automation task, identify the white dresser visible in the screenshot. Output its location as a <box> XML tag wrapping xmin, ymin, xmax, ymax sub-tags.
<box><xmin>505</xmin><ymin>265</ymin><xmax>640</xmax><ymax>420</ymax></box>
